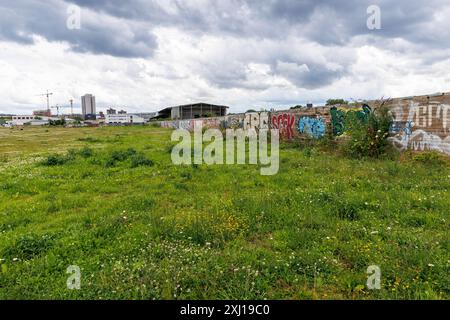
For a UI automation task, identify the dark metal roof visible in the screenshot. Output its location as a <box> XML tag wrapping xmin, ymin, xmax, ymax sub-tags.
<box><xmin>158</xmin><ymin>103</ymin><xmax>229</xmax><ymax>113</ymax></box>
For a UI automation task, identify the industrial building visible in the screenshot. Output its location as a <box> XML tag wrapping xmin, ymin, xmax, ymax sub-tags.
<box><xmin>157</xmin><ymin>103</ymin><xmax>228</xmax><ymax>120</ymax></box>
<box><xmin>9</xmin><ymin>115</ymin><xmax>76</xmax><ymax>126</ymax></box>
<box><xmin>105</xmin><ymin>114</ymin><xmax>146</xmax><ymax>125</ymax></box>
<box><xmin>33</xmin><ymin>109</ymin><xmax>52</xmax><ymax>117</ymax></box>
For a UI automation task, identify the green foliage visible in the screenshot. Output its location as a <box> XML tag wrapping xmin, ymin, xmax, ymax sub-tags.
<box><xmin>130</xmin><ymin>153</ymin><xmax>154</xmax><ymax>168</ymax></box>
<box><xmin>326</xmin><ymin>99</ymin><xmax>349</xmax><ymax>106</ymax></box>
<box><xmin>341</xmin><ymin>106</ymin><xmax>393</xmax><ymax>158</ymax></box>
<box><xmin>48</xmin><ymin>118</ymin><xmax>66</xmax><ymax>126</ymax></box>
<box><xmin>79</xmin><ymin>146</ymin><xmax>94</xmax><ymax>158</ymax></box>
<box><xmin>2</xmin><ymin>234</ymin><xmax>54</xmax><ymax>260</ymax></box>
<box><xmin>41</xmin><ymin>153</ymin><xmax>71</xmax><ymax>166</ymax></box>
<box><xmin>105</xmin><ymin>148</ymin><xmax>153</xmax><ymax>168</ymax></box>
<box><xmin>78</xmin><ymin>137</ymin><xmax>101</xmax><ymax>143</ymax></box>
<box><xmin>413</xmin><ymin>151</ymin><xmax>448</xmax><ymax>167</ymax></box>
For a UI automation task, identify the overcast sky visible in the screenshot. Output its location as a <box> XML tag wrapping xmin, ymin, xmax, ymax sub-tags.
<box><xmin>0</xmin><ymin>0</ymin><xmax>449</xmax><ymax>114</ymax></box>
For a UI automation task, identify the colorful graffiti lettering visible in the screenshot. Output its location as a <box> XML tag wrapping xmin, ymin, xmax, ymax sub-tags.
<box><xmin>298</xmin><ymin>117</ymin><xmax>326</xmax><ymax>139</ymax></box>
<box><xmin>330</xmin><ymin>107</ymin><xmax>345</xmax><ymax>136</ymax></box>
<box><xmin>330</xmin><ymin>104</ymin><xmax>372</xmax><ymax>136</ymax></box>
<box><xmin>221</xmin><ymin>115</ymin><xmax>244</xmax><ymax>129</ymax></box>
<box><xmin>244</xmin><ymin>112</ymin><xmax>269</xmax><ymax>130</ymax></box>
<box><xmin>390</xmin><ymin>121</ymin><xmax>414</xmax><ymax>136</ymax></box>
<box><xmin>388</xmin><ymin>102</ymin><xmax>450</xmax><ymax>154</ymax></box>
<box><xmin>272</xmin><ymin>113</ymin><xmax>295</xmax><ymax>139</ymax></box>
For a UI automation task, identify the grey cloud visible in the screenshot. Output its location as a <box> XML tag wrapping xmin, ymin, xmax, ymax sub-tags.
<box><xmin>1</xmin><ymin>0</ymin><xmax>449</xmax><ymax>57</ymax></box>
<box><xmin>66</xmin><ymin>0</ymin><xmax>450</xmax><ymax>47</ymax></box>
<box><xmin>0</xmin><ymin>0</ymin><xmax>448</xmax><ymax>92</ymax></box>
<box><xmin>0</xmin><ymin>0</ymin><xmax>157</xmax><ymax>58</ymax></box>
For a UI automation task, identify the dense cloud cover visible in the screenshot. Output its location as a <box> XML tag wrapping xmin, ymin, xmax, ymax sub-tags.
<box><xmin>0</xmin><ymin>0</ymin><xmax>449</xmax><ymax>112</ymax></box>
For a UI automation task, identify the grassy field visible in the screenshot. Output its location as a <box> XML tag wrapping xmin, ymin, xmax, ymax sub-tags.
<box><xmin>0</xmin><ymin>125</ymin><xmax>448</xmax><ymax>300</ymax></box>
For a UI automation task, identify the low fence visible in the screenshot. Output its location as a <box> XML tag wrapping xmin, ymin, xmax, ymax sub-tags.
<box><xmin>159</xmin><ymin>93</ymin><xmax>450</xmax><ymax>156</ymax></box>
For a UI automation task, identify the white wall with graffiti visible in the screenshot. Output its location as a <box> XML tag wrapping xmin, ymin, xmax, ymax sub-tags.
<box><xmin>157</xmin><ymin>92</ymin><xmax>450</xmax><ymax>156</ymax></box>
<box><xmin>387</xmin><ymin>94</ymin><xmax>450</xmax><ymax>155</ymax></box>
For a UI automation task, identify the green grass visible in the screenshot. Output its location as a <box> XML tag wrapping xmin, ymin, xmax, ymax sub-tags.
<box><xmin>0</xmin><ymin>126</ymin><xmax>448</xmax><ymax>300</ymax></box>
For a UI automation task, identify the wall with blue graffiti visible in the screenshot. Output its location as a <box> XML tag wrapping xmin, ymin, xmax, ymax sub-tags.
<box><xmin>298</xmin><ymin>117</ymin><xmax>326</xmax><ymax>138</ymax></box>
<box><xmin>157</xmin><ymin>92</ymin><xmax>450</xmax><ymax>156</ymax></box>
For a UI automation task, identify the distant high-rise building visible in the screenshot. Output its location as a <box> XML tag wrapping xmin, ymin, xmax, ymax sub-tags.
<box><xmin>81</xmin><ymin>94</ymin><xmax>96</xmax><ymax>119</ymax></box>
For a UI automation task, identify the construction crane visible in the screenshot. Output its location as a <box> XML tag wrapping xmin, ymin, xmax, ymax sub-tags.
<box><xmin>36</xmin><ymin>90</ymin><xmax>53</xmax><ymax>114</ymax></box>
<box><xmin>51</xmin><ymin>104</ymin><xmax>64</xmax><ymax>117</ymax></box>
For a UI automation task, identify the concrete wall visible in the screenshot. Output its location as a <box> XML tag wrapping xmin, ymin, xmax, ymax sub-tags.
<box><xmin>158</xmin><ymin>92</ymin><xmax>450</xmax><ymax>156</ymax></box>
<box><xmin>382</xmin><ymin>93</ymin><xmax>450</xmax><ymax>155</ymax></box>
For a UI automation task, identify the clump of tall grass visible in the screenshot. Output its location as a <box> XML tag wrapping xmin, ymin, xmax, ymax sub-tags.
<box><xmin>41</xmin><ymin>153</ymin><xmax>71</xmax><ymax>166</ymax></box>
<box><xmin>130</xmin><ymin>153</ymin><xmax>154</xmax><ymax>168</ymax></box>
<box><xmin>41</xmin><ymin>147</ymin><xmax>95</xmax><ymax>166</ymax></box>
<box><xmin>105</xmin><ymin>148</ymin><xmax>153</xmax><ymax>168</ymax></box>
<box><xmin>412</xmin><ymin>151</ymin><xmax>448</xmax><ymax>167</ymax></box>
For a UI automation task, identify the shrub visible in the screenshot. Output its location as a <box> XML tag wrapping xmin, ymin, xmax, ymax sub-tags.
<box><xmin>130</xmin><ymin>153</ymin><xmax>154</xmax><ymax>168</ymax></box>
<box><xmin>105</xmin><ymin>148</ymin><xmax>146</xmax><ymax>168</ymax></box>
<box><xmin>110</xmin><ymin>148</ymin><xmax>137</xmax><ymax>162</ymax></box>
<box><xmin>326</xmin><ymin>98</ymin><xmax>348</xmax><ymax>106</ymax></box>
<box><xmin>48</xmin><ymin>119</ymin><xmax>66</xmax><ymax>126</ymax></box>
<box><xmin>77</xmin><ymin>137</ymin><xmax>101</xmax><ymax>143</ymax></box>
<box><xmin>41</xmin><ymin>154</ymin><xmax>69</xmax><ymax>166</ymax></box>
<box><xmin>79</xmin><ymin>146</ymin><xmax>94</xmax><ymax>158</ymax></box>
<box><xmin>341</xmin><ymin>105</ymin><xmax>393</xmax><ymax>158</ymax></box>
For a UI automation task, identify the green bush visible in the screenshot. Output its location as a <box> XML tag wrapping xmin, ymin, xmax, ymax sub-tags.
<box><xmin>130</xmin><ymin>153</ymin><xmax>154</xmax><ymax>168</ymax></box>
<box><xmin>77</xmin><ymin>137</ymin><xmax>101</xmax><ymax>143</ymax></box>
<box><xmin>79</xmin><ymin>146</ymin><xmax>94</xmax><ymax>158</ymax></box>
<box><xmin>41</xmin><ymin>154</ymin><xmax>70</xmax><ymax>166</ymax></box>
<box><xmin>2</xmin><ymin>234</ymin><xmax>54</xmax><ymax>260</ymax></box>
<box><xmin>341</xmin><ymin>106</ymin><xmax>393</xmax><ymax>158</ymax></box>
<box><xmin>105</xmin><ymin>148</ymin><xmax>146</xmax><ymax>168</ymax></box>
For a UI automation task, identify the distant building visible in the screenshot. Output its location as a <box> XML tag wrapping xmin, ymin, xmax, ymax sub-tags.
<box><xmin>105</xmin><ymin>114</ymin><xmax>146</xmax><ymax>125</ymax></box>
<box><xmin>33</xmin><ymin>109</ymin><xmax>52</xmax><ymax>117</ymax></box>
<box><xmin>157</xmin><ymin>103</ymin><xmax>228</xmax><ymax>120</ymax></box>
<box><xmin>135</xmin><ymin>112</ymin><xmax>158</xmax><ymax>121</ymax></box>
<box><xmin>118</xmin><ymin>110</ymin><xmax>127</xmax><ymax>114</ymax></box>
<box><xmin>106</xmin><ymin>108</ymin><xmax>116</xmax><ymax>115</ymax></box>
<box><xmin>11</xmin><ymin>115</ymin><xmax>41</xmax><ymax>126</ymax></box>
<box><xmin>81</xmin><ymin>94</ymin><xmax>96</xmax><ymax>120</ymax></box>
<box><xmin>9</xmin><ymin>115</ymin><xmax>76</xmax><ymax>126</ymax></box>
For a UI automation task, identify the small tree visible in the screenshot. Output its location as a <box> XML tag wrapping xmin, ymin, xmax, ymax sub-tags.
<box><xmin>326</xmin><ymin>99</ymin><xmax>348</xmax><ymax>106</ymax></box>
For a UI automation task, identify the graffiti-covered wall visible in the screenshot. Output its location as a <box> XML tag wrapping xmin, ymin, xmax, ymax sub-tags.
<box><xmin>157</xmin><ymin>92</ymin><xmax>450</xmax><ymax>156</ymax></box>
<box><xmin>383</xmin><ymin>93</ymin><xmax>450</xmax><ymax>155</ymax></box>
